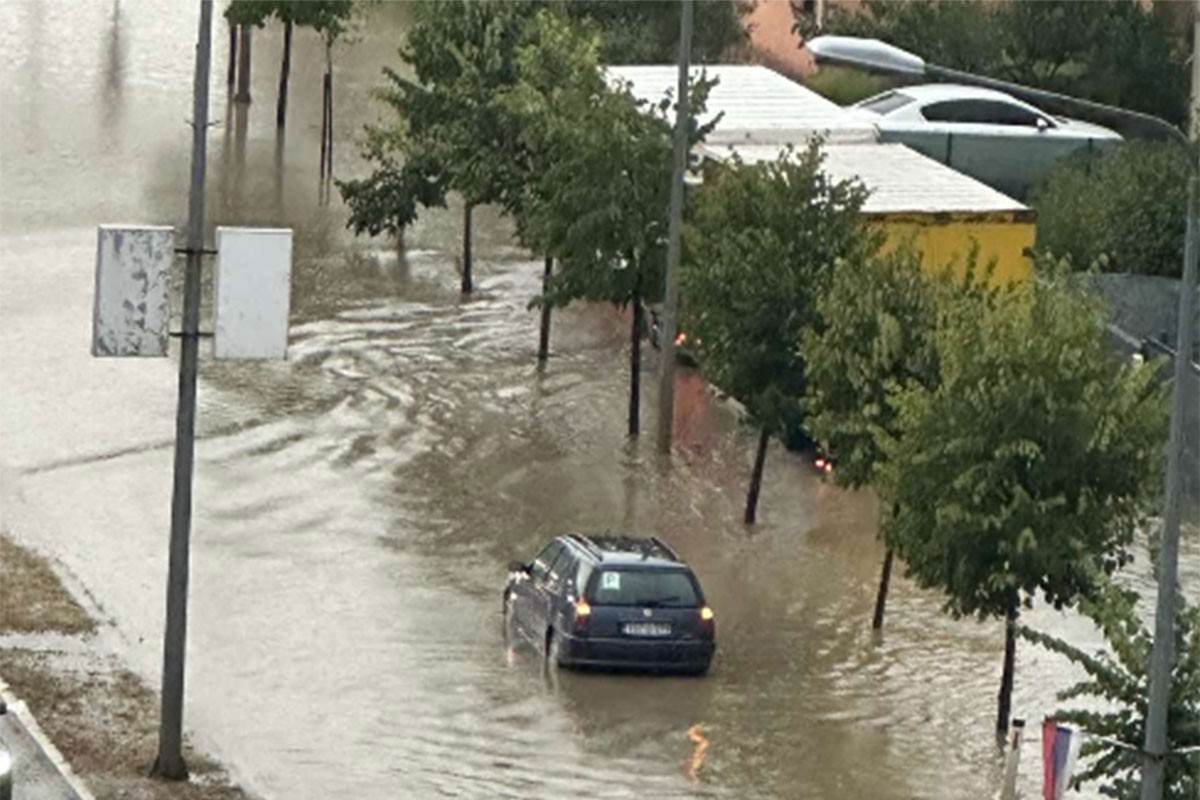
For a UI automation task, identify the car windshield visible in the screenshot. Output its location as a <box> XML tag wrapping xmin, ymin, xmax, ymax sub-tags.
<box><xmin>588</xmin><ymin>569</ymin><xmax>699</xmax><ymax>607</ymax></box>
<box><xmin>857</xmin><ymin>91</ymin><xmax>915</xmax><ymax>115</ymax></box>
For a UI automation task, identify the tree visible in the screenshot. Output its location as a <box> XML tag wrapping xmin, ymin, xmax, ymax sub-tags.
<box><xmin>505</xmin><ymin>10</ymin><xmax>716</xmax><ymax>437</ymax></box>
<box><xmin>816</xmin><ymin>0</ymin><xmax>1189</xmax><ymax>129</ymax></box>
<box><xmin>297</xmin><ymin>1</ymin><xmax>355</xmax><ymax>201</ymax></box>
<box><xmin>339</xmin><ymin>0</ymin><xmax>540</xmax><ymax>293</ymax></box>
<box><xmin>1020</xmin><ymin>583</ymin><xmax>1200</xmax><ymax>800</ymax></box>
<box><xmin>681</xmin><ymin>145</ymin><xmax>871</xmax><ymax>521</ymax></box>
<box><xmin>1031</xmin><ymin>142</ymin><xmax>1190</xmax><ymax>279</ymax></box>
<box><xmin>224</xmin><ymin>1</ymin><xmax>275</xmax><ymax>103</ymax></box>
<box><xmin>803</xmin><ymin>245</ymin><xmax>982</xmax><ymax>626</ymax></box>
<box><xmin>881</xmin><ymin>271</ymin><xmax>1167</xmax><ymax>735</ymax></box>
<box><xmin>566</xmin><ymin>1</ymin><xmax>750</xmax><ymax>65</ymax></box>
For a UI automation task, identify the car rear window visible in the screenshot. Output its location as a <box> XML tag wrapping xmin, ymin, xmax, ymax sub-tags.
<box><xmin>587</xmin><ymin>569</ymin><xmax>699</xmax><ymax>607</ymax></box>
<box><xmin>857</xmin><ymin>91</ymin><xmax>915</xmax><ymax>115</ymax></box>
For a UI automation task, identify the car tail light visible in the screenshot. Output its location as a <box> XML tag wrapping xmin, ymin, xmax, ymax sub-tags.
<box><xmin>573</xmin><ymin>598</ymin><xmax>591</xmax><ymax>633</ymax></box>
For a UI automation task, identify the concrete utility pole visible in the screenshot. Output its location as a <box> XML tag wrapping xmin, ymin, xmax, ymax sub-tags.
<box><xmin>152</xmin><ymin>0</ymin><xmax>212</xmax><ymax>780</ymax></box>
<box><xmin>1141</xmin><ymin>10</ymin><xmax>1200</xmax><ymax>797</ymax></box>
<box><xmin>655</xmin><ymin>0</ymin><xmax>694</xmax><ymax>455</ymax></box>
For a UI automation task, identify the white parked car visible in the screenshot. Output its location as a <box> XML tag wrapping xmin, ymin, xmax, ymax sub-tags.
<box><xmin>850</xmin><ymin>84</ymin><xmax>1123</xmax><ymax>198</ymax></box>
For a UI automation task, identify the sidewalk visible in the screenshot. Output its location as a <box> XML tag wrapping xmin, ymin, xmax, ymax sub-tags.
<box><xmin>1</xmin><ymin>690</ymin><xmax>95</xmax><ymax>800</ymax></box>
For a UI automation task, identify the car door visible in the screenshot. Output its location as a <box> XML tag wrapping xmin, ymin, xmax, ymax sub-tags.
<box><xmin>514</xmin><ymin>541</ymin><xmax>562</xmax><ymax>642</ymax></box>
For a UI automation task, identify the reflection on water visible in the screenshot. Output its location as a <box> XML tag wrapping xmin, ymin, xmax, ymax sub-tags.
<box><xmin>686</xmin><ymin>723</ymin><xmax>709</xmax><ymax>784</ymax></box>
<box><xmin>1</xmin><ymin>2</ymin><xmax>1197</xmax><ymax>800</ymax></box>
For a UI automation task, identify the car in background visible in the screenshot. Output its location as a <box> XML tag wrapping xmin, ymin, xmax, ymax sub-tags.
<box><xmin>850</xmin><ymin>84</ymin><xmax>1122</xmax><ymax>198</ymax></box>
<box><xmin>504</xmin><ymin>533</ymin><xmax>715</xmax><ymax>675</ymax></box>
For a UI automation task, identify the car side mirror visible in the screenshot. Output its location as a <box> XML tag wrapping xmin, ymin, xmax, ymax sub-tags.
<box><xmin>1036</xmin><ymin>117</ymin><xmax>1050</xmax><ymax>132</ymax></box>
<box><xmin>508</xmin><ymin>560</ymin><xmax>530</xmax><ymax>575</ymax></box>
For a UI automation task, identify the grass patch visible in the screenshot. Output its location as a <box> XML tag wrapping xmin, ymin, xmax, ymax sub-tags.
<box><xmin>0</xmin><ymin>531</ymin><xmax>95</xmax><ymax>635</ymax></box>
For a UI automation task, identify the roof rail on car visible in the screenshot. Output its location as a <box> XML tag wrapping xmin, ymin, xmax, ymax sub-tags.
<box><xmin>649</xmin><ymin>536</ymin><xmax>679</xmax><ymax>561</ymax></box>
<box><xmin>564</xmin><ymin>532</ymin><xmax>604</xmax><ymax>560</ymax></box>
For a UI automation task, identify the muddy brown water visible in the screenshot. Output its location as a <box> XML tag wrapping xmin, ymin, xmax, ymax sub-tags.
<box><xmin>1</xmin><ymin>3</ymin><xmax>1196</xmax><ymax>799</ymax></box>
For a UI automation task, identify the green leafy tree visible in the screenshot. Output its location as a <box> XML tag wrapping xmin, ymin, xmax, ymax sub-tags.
<box><xmin>339</xmin><ymin>0</ymin><xmax>539</xmax><ymax>292</ymax></box>
<box><xmin>882</xmin><ymin>272</ymin><xmax>1167</xmax><ymax>734</ymax></box>
<box><xmin>566</xmin><ymin>0</ymin><xmax>750</xmax><ymax>65</ymax></box>
<box><xmin>1020</xmin><ymin>583</ymin><xmax>1200</xmax><ymax>800</ymax></box>
<box><xmin>803</xmin><ymin>246</ymin><xmax>992</xmax><ymax>626</ymax></box>
<box><xmin>505</xmin><ymin>10</ymin><xmax>716</xmax><ymax>437</ymax></box>
<box><xmin>682</xmin><ymin>145</ymin><xmax>871</xmax><ymax>521</ymax></box>
<box><xmin>816</xmin><ymin>0</ymin><xmax>1189</xmax><ymax>128</ymax></box>
<box><xmin>1032</xmin><ymin>142</ymin><xmax>1190</xmax><ymax>279</ymax></box>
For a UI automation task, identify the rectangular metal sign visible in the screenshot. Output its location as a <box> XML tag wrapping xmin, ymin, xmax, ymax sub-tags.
<box><xmin>213</xmin><ymin>227</ymin><xmax>292</xmax><ymax>359</ymax></box>
<box><xmin>92</xmin><ymin>225</ymin><xmax>174</xmax><ymax>357</ymax></box>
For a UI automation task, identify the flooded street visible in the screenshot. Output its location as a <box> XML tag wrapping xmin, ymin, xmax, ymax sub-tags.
<box><xmin>1</xmin><ymin>3</ymin><xmax>1196</xmax><ymax>799</ymax></box>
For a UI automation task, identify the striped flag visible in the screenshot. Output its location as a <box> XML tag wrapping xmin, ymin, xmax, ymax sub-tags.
<box><xmin>1042</xmin><ymin>718</ymin><xmax>1081</xmax><ymax>800</ymax></box>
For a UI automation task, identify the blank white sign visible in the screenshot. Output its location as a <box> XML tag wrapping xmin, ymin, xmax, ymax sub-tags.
<box><xmin>214</xmin><ymin>227</ymin><xmax>292</xmax><ymax>360</ymax></box>
<box><xmin>92</xmin><ymin>225</ymin><xmax>174</xmax><ymax>357</ymax></box>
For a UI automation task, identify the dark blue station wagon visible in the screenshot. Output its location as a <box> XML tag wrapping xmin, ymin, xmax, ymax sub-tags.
<box><xmin>504</xmin><ymin>534</ymin><xmax>715</xmax><ymax>675</ymax></box>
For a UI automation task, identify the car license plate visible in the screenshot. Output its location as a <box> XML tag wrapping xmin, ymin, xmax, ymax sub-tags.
<box><xmin>623</xmin><ymin>622</ymin><xmax>671</xmax><ymax>637</ymax></box>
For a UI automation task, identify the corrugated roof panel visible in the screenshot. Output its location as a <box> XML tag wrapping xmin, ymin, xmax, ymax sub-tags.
<box><xmin>701</xmin><ymin>143</ymin><xmax>1029</xmax><ymax>215</ymax></box>
<box><xmin>604</xmin><ymin>64</ymin><xmax>879</xmax><ymax>146</ymax></box>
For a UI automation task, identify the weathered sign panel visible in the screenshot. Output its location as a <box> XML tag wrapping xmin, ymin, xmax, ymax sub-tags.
<box><xmin>214</xmin><ymin>227</ymin><xmax>292</xmax><ymax>359</ymax></box>
<box><xmin>92</xmin><ymin>225</ymin><xmax>174</xmax><ymax>357</ymax></box>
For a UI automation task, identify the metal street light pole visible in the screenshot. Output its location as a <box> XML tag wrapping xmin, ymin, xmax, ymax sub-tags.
<box><xmin>807</xmin><ymin>35</ymin><xmax>1198</xmax><ymax>800</ymax></box>
<box><xmin>655</xmin><ymin>0</ymin><xmax>693</xmax><ymax>455</ymax></box>
<box><xmin>152</xmin><ymin>0</ymin><xmax>213</xmax><ymax>780</ymax></box>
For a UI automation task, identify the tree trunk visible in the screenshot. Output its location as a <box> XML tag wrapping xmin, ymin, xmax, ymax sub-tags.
<box><xmin>461</xmin><ymin>203</ymin><xmax>474</xmax><ymax>294</ymax></box>
<box><xmin>324</xmin><ymin>53</ymin><xmax>334</xmax><ymax>177</ymax></box>
<box><xmin>744</xmin><ymin>427</ymin><xmax>770</xmax><ymax>524</ymax></box>
<box><xmin>235</xmin><ymin>24</ymin><xmax>251</xmax><ymax>103</ymax></box>
<box><xmin>227</xmin><ymin>20</ymin><xmax>238</xmax><ymax>88</ymax></box>
<box><xmin>276</xmin><ymin>20</ymin><xmax>292</xmax><ymax>128</ymax></box>
<box><xmin>629</xmin><ymin>285</ymin><xmax>642</xmax><ymax>438</ymax></box>
<box><xmin>997</xmin><ymin>609</ymin><xmax>1018</xmax><ymax>738</ymax></box>
<box><xmin>537</xmin><ymin>256</ymin><xmax>553</xmax><ymax>362</ymax></box>
<box><xmin>872</xmin><ymin>547</ymin><xmax>895</xmax><ymax>630</ymax></box>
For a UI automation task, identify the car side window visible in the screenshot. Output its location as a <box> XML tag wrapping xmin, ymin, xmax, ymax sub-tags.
<box><xmin>922</xmin><ymin>99</ymin><xmax>1044</xmax><ymax>127</ymax></box>
<box><xmin>547</xmin><ymin>549</ymin><xmax>575</xmax><ymax>594</ymax></box>
<box><xmin>530</xmin><ymin>541</ymin><xmax>563</xmax><ymax>583</ymax></box>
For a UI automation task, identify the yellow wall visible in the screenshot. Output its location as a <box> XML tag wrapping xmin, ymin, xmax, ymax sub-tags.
<box><xmin>873</xmin><ymin>215</ymin><xmax>1036</xmax><ymax>285</ymax></box>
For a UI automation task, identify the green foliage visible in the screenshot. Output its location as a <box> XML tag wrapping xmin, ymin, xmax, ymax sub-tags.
<box><xmin>224</xmin><ymin>0</ymin><xmax>277</xmax><ymax>27</ymax></box>
<box><xmin>680</xmin><ymin>144</ymin><xmax>872</xmax><ymax>435</ymax></box>
<box><xmin>1020</xmin><ymin>584</ymin><xmax>1200</xmax><ymax>800</ymax></box>
<box><xmin>820</xmin><ymin>0</ymin><xmax>1189</xmax><ymax>127</ymax></box>
<box><xmin>1031</xmin><ymin>142</ymin><xmax>1191</xmax><ymax>279</ymax></box>
<box><xmin>804</xmin><ymin>64</ymin><xmax>896</xmax><ymax>107</ymax></box>
<box><xmin>505</xmin><ymin>10</ymin><xmax>716</xmax><ymax>311</ymax></box>
<box><xmin>225</xmin><ymin>0</ymin><xmax>354</xmax><ymax>41</ymax></box>
<box><xmin>339</xmin><ymin>0</ymin><xmax>539</xmax><ymax>239</ymax></box>
<box><xmin>566</xmin><ymin>0</ymin><xmax>750</xmax><ymax>65</ymax></box>
<box><xmin>882</xmin><ymin>274</ymin><xmax>1167</xmax><ymax>620</ymax></box>
<box><xmin>802</xmin><ymin>245</ymin><xmax>950</xmax><ymax>490</ymax></box>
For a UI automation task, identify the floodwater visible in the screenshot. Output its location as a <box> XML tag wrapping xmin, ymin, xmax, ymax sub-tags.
<box><xmin>1</xmin><ymin>3</ymin><xmax>1196</xmax><ymax>799</ymax></box>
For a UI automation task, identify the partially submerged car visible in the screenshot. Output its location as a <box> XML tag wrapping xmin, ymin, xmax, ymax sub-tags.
<box><xmin>850</xmin><ymin>84</ymin><xmax>1122</xmax><ymax>198</ymax></box>
<box><xmin>504</xmin><ymin>534</ymin><xmax>716</xmax><ymax>675</ymax></box>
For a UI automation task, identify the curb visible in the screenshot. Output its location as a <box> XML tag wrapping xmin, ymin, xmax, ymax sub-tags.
<box><xmin>0</xmin><ymin>675</ymin><xmax>97</xmax><ymax>800</ymax></box>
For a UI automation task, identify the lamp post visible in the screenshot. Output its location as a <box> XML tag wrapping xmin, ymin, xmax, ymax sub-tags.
<box><xmin>806</xmin><ymin>35</ymin><xmax>1197</xmax><ymax>800</ymax></box>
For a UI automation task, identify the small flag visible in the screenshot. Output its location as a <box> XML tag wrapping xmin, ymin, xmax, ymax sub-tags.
<box><xmin>1042</xmin><ymin>718</ymin><xmax>1081</xmax><ymax>800</ymax></box>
